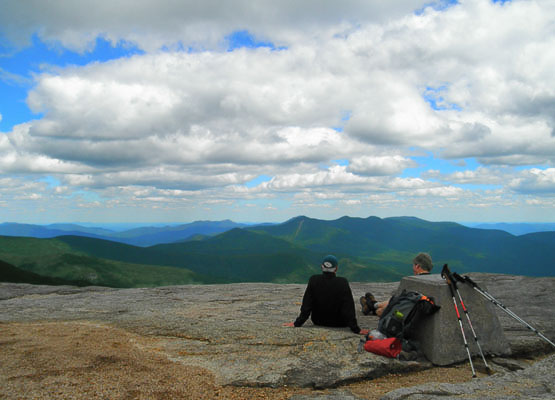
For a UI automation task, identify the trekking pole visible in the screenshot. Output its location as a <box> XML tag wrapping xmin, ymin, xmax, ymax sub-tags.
<box><xmin>443</xmin><ymin>266</ymin><xmax>491</xmax><ymax>374</ymax></box>
<box><xmin>454</xmin><ymin>273</ymin><xmax>555</xmax><ymax>348</ymax></box>
<box><xmin>441</xmin><ymin>264</ymin><xmax>476</xmax><ymax>378</ymax></box>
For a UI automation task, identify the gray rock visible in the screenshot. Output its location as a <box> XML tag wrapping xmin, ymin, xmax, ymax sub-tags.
<box><xmin>395</xmin><ymin>274</ymin><xmax>510</xmax><ymax>365</ymax></box>
<box><xmin>1</xmin><ymin>274</ymin><xmax>554</xmax><ymax>392</ymax></box>
<box><xmin>381</xmin><ymin>353</ymin><xmax>555</xmax><ymax>400</ymax></box>
<box><xmin>290</xmin><ymin>390</ymin><xmax>364</xmax><ymax>399</ymax></box>
<box><xmin>490</xmin><ymin>357</ymin><xmax>529</xmax><ymax>371</ymax></box>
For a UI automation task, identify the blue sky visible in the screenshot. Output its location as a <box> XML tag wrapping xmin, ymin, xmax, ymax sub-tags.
<box><xmin>0</xmin><ymin>0</ymin><xmax>554</xmax><ymax>224</ymax></box>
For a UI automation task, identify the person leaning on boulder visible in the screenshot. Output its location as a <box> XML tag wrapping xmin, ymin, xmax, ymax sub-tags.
<box><xmin>360</xmin><ymin>252</ymin><xmax>433</xmax><ymax>317</ymax></box>
<box><xmin>284</xmin><ymin>255</ymin><xmax>368</xmax><ymax>335</ymax></box>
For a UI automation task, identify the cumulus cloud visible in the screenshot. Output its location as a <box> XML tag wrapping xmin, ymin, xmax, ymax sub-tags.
<box><xmin>508</xmin><ymin>168</ymin><xmax>555</xmax><ymax>195</ymax></box>
<box><xmin>7</xmin><ymin>0</ymin><xmax>555</xmax><ymax>174</ymax></box>
<box><xmin>408</xmin><ymin>186</ymin><xmax>465</xmax><ymax>198</ymax></box>
<box><xmin>0</xmin><ymin>0</ymin><xmax>554</xmax><ymax>222</ymax></box>
<box><xmin>15</xmin><ymin>49</ymin><xmax>361</xmax><ymax>171</ymax></box>
<box><xmin>348</xmin><ymin>155</ymin><xmax>416</xmax><ymax>176</ymax></box>
<box><xmin>265</xmin><ymin>165</ymin><xmax>368</xmax><ymax>191</ymax></box>
<box><xmin>0</xmin><ymin>0</ymin><xmax>425</xmax><ymax>51</ymax></box>
<box><xmin>424</xmin><ymin>166</ymin><xmax>508</xmax><ymax>186</ymax></box>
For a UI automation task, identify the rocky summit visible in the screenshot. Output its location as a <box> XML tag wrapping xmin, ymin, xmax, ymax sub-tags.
<box><xmin>1</xmin><ymin>273</ymin><xmax>554</xmax><ymax>399</ymax></box>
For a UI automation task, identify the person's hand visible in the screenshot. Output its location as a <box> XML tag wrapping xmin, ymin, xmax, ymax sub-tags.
<box><xmin>283</xmin><ymin>322</ymin><xmax>295</xmax><ymax>327</ymax></box>
<box><xmin>359</xmin><ymin>329</ymin><xmax>369</xmax><ymax>335</ymax></box>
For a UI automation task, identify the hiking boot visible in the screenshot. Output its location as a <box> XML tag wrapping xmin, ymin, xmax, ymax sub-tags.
<box><xmin>365</xmin><ymin>292</ymin><xmax>377</xmax><ymax>303</ymax></box>
<box><xmin>360</xmin><ymin>293</ymin><xmax>377</xmax><ymax>315</ymax></box>
<box><xmin>359</xmin><ymin>296</ymin><xmax>370</xmax><ymax>314</ymax></box>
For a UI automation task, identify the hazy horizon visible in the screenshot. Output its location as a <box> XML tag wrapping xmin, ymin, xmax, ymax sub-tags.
<box><xmin>2</xmin><ymin>216</ymin><xmax>555</xmax><ymax>236</ymax></box>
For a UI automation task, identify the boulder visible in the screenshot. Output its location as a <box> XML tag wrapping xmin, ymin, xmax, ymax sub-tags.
<box><xmin>395</xmin><ymin>274</ymin><xmax>510</xmax><ymax>365</ymax></box>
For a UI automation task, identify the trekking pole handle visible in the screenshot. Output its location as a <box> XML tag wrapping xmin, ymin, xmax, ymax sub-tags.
<box><xmin>441</xmin><ymin>264</ymin><xmax>456</xmax><ymax>296</ymax></box>
<box><xmin>441</xmin><ymin>264</ymin><xmax>455</xmax><ymax>285</ymax></box>
<box><xmin>453</xmin><ymin>272</ymin><xmax>466</xmax><ymax>284</ymax></box>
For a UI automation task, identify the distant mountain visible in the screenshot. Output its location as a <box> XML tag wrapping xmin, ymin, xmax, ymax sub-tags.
<box><xmin>46</xmin><ymin>223</ymin><xmax>117</xmax><ymax>236</ymax></box>
<box><xmin>107</xmin><ymin>220</ymin><xmax>249</xmax><ymax>246</ymax></box>
<box><xmin>520</xmin><ymin>231</ymin><xmax>555</xmax><ymax>246</ymax></box>
<box><xmin>1</xmin><ymin>215</ymin><xmax>553</xmax><ymax>288</ymax></box>
<box><xmin>0</xmin><ymin>236</ymin><xmax>206</xmax><ymax>287</ymax></box>
<box><xmin>0</xmin><ymin>223</ymin><xmax>104</xmax><ymax>239</ymax></box>
<box><xmin>467</xmin><ymin>222</ymin><xmax>555</xmax><ymax>236</ymax></box>
<box><xmin>55</xmin><ymin>229</ymin><xmax>325</xmax><ymax>283</ymax></box>
<box><xmin>247</xmin><ymin>216</ymin><xmax>555</xmax><ymax>277</ymax></box>
<box><xmin>0</xmin><ymin>220</ymin><xmax>247</xmax><ymax>246</ymax></box>
<box><xmin>55</xmin><ymin>228</ymin><xmax>405</xmax><ymax>283</ymax></box>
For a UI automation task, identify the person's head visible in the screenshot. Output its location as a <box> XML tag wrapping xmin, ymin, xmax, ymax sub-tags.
<box><xmin>412</xmin><ymin>252</ymin><xmax>433</xmax><ymax>274</ymax></box>
<box><xmin>321</xmin><ymin>255</ymin><xmax>338</xmax><ymax>274</ymax></box>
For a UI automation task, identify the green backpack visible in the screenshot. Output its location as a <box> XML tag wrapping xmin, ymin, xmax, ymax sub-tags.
<box><xmin>378</xmin><ymin>289</ymin><xmax>439</xmax><ymax>340</ymax></box>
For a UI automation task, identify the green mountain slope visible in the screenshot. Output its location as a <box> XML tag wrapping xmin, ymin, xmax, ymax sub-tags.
<box><xmin>55</xmin><ymin>228</ymin><xmax>404</xmax><ymax>283</ymax></box>
<box><xmin>0</xmin><ymin>236</ymin><xmax>204</xmax><ymax>287</ymax></box>
<box><xmin>57</xmin><ymin>229</ymin><xmax>324</xmax><ymax>283</ymax></box>
<box><xmin>0</xmin><ymin>259</ymin><xmax>88</xmax><ymax>286</ymax></box>
<box><xmin>248</xmin><ymin>216</ymin><xmax>555</xmax><ymax>276</ymax></box>
<box><xmin>1</xmin><ymin>215</ymin><xmax>553</xmax><ymax>287</ymax></box>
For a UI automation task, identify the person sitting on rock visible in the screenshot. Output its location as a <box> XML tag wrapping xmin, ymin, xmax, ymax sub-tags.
<box><xmin>284</xmin><ymin>255</ymin><xmax>368</xmax><ymax>335</ymax></box>
<box><xmin>360</xmin><ymin>252</ymin><xmax>433</xmax><ymax>317</ymax></box>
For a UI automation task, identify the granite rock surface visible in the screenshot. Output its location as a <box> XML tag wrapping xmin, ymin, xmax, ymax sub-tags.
<box><xmin>1</xmin><ymin>273</ymin><xmax>554</xmax><ymax>396</ymax></box>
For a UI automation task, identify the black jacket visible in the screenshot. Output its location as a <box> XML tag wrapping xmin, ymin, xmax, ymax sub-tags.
<box><xmin>294</xmin><ymin>272</ymin><xmax>361</xmax><ymax>333</ymax></box>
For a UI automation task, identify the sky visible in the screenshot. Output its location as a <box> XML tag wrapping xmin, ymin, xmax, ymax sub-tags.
<box><xmin>0</xmin><ymin>0</ymin><xmax>554</xmax><ymax>225</ymax></box>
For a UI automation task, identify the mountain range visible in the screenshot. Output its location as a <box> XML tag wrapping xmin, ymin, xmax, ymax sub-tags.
<box><xmin>0</xmin><ymin>220</ymin><xmax>247</xmax><ymax>246</ymax></box>
<box><xmin>466</xmin><ymin>222</ymin><xmax>555</xmax><ymax>236</ymax></box>
<box><xmin>1</xmin><ymin>216</ymin><xmax>554</xmax><ymax>288</ymax></box>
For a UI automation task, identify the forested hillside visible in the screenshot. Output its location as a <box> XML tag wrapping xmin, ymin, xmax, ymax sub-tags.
<box><xmin>1</xmin><ymin>216</ymin><xmax>553</xmax><ymax>287</ymax></box>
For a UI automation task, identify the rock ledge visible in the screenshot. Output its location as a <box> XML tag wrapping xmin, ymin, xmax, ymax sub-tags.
<box><xmin>1</xmin><ymin>274</ymin><xmax>554</xmax><ymax>398</ymax></box>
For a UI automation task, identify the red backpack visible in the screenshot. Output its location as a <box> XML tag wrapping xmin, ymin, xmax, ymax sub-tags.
<box><xmin>363</xmin><ymin>337</ymin><xmax>402</xmax><ymax>358</ymax></box>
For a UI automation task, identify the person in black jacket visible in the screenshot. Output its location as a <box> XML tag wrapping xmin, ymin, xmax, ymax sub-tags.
<box><xmin>284</xmin><ymin>255</ymin><xmax>368</xmax><ymax>335</ymax></box>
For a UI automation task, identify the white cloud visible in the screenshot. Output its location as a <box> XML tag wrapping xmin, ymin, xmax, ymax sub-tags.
<box><xmin>344</xmin><ymin>75</ymin><xmax>449</xmax><ymax>146</ymax></box>
<box><xmin>508</xmin><ymin>168</ymin><xmax>555</xmax><ymax>195</ymax></box>
<box><xmin>409</xmin><ymin>186</ymin><xmax>465</xmax><ymax>198</ymax></box>
<box><xmin>1</xmin><ymin>0</ymin><xmax>554</xmax><ymax>223</ymax></box>
<box><xmin>348</xmin><ymin>155</ymin><xmax>416</xmax><ymax>176</ymax></box>
<box><xmin>0</xmin><ymin>132</ymin><xmax>11</xmax><ymax>151</ymax></box>
<box><xmin>266</xmin><ymin>165</ymin><xmax>368</xmax><ymax>191</ymax></box>
<box><xmin>424</xmin><ymin>166</ymin><xmax>507</xmax><ymax>186</ymax></box>
<box><xmin>0</xmin><ymin>0</ymin><xmax>426</xmax><ymax>51</ymax></box>
<box><xmin>16</xmin><ymin>193</ymin><xmax>42</xmax><ymax>200</ymax></box>
<box><xmin>15</xmin><ymin>50</ymin><xmax>365</xmax><ymax>171</ymax></box>
<box><xmin>6</xmin><ymin>0</ymin><xmax>554</xmax><ymax>178</ymax></box>
<box><xmin>525</xmin><ymin>198</ymin><xmax>553</xmax><ymax>206</ymax></box>
<box><xmin>340</xmin><ymin>199</ymin><xmax>361</xmax><ymax>206</ymax></box>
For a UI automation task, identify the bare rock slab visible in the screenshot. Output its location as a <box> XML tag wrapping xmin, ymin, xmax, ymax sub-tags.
<box><xmin>397</xmin><ymin>274</ymin><xmax>510</xmax><ymax>365</ymax></box>
<box><xmin>1</xmin><ymin>274</ymin><xmax>554</xmax><ymax>390</ymax></box>
<box><xmin>381</xmin><ymin>353</ymin><xmax>555</xmax><ymax>400</ymax></box>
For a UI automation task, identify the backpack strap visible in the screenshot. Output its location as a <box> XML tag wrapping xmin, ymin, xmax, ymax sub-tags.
<box><xmin>401</xmin><ymin>295</ymin><xmax>441</xmax><ymax>339</ymax></box>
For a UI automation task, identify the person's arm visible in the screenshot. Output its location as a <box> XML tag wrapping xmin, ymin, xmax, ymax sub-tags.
<box><xmin>342</xmin><ymin>281</ymin><xmax>362</xmax><ymax>334</ymax></box>
<box><xmin>293</xmin><ymin>278</ymin><xmax>314</xmax><ymax>327</ymax></box>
